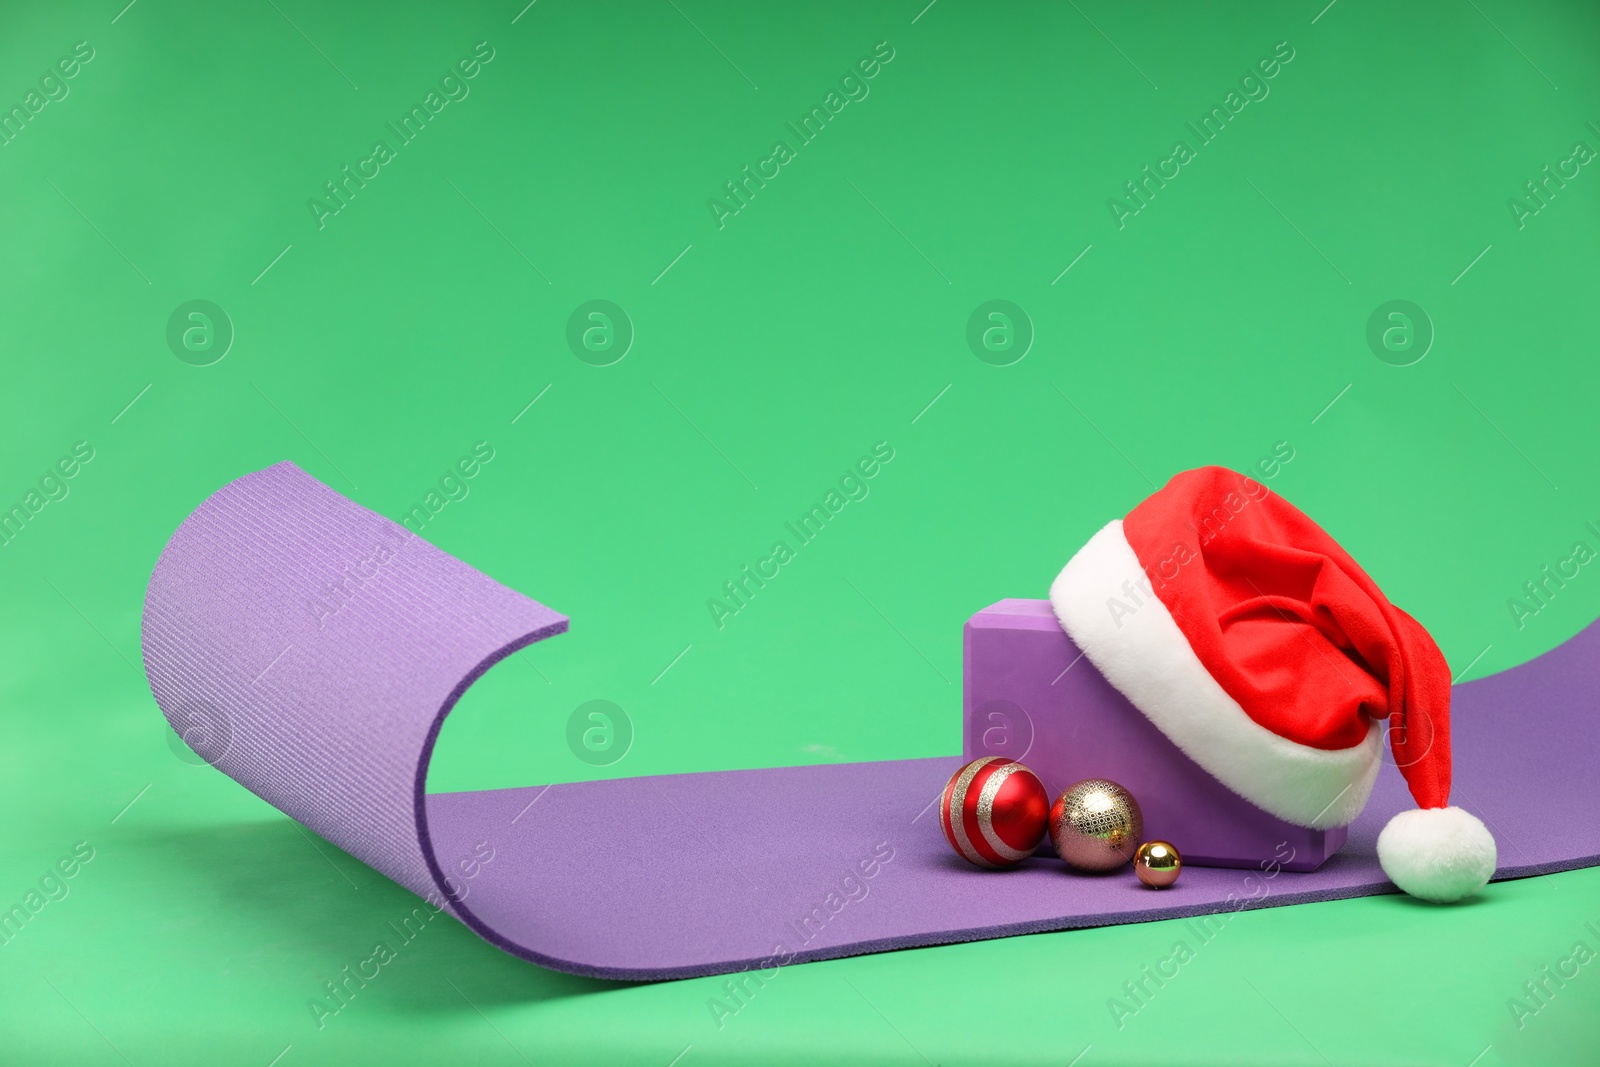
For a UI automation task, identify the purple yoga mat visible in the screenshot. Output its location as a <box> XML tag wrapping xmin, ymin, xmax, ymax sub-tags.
<box><xmin>142</xmin><ymin>463</ymin><xmax>1600</xmax><ymax>981</ymax></box>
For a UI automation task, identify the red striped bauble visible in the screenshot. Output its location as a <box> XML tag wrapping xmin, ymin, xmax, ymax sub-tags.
<box><xmin>938</xmin><ymin>757</ymin><xmax>1049</xmax><ymax>868</ymax></box>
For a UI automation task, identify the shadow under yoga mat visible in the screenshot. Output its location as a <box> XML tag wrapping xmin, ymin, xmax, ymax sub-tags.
<box><xmin>142</xmin><ymin>463</ymin><xmax>1600</xmax><ymax>981</ymax></box>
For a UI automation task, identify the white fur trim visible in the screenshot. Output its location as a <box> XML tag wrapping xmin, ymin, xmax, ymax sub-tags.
<box><xmin>1049</xmin><ymin>520</ymin><xmax>1380</xmax><ymax>829</ymax></box>
<box><xmin>1377</xmin><ymin>807</ymin><xmax>1496</xmax><ymax>902</ymax></box>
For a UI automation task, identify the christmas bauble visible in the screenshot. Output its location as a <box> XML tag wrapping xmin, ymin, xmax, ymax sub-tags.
<box><xmin>1134</xmin><ymin>840</ymin><xmax>1182</xmax><ymax>888</ymax></box>
<box><xmin>939</xmin><ymin>757</ymin><xmax>1049</xmax><ymax>867</ymax></box>
<box><xmin>1049</xmin><ymin>778</ymin><xmax>1143</xmax><ymax>872</ymax></box>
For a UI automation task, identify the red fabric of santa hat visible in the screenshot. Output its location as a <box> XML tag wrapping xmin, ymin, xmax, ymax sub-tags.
<box><xmin>1049</xmin><ymin>466</ymin><xmax>1496</xmax><ymax>902</ymax></box>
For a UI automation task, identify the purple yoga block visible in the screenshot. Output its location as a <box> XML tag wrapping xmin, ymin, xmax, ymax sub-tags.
<box><xmin>963</xmin><ymin>598</ymin><xmax>1345</xmax><ymax>872</ymax></box>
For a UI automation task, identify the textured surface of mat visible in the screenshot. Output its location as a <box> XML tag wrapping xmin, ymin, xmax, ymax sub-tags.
<box><xmin>144</xmin><ymin>464</ymin><xmax>1600</xmax><ymax>980</ymax></box>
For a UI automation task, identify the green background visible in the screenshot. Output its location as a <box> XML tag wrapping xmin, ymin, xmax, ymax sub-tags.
<box><xmin>2</xmin><ymin>0</ymin><xmax>1598</xmax><ymax>1063</ymax></box>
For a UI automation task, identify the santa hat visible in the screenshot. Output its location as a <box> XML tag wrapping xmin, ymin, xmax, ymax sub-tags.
<box><xmin>1049</xmin><ymin>466</ymin><xmax>1496</xmax><ymax>903</ymax></box>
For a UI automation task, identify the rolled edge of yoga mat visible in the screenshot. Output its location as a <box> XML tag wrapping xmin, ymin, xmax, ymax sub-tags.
<box><xmin>140</xmin><ymin>461</ymin><xmax>568</xmax><ymax>923</ymax></box>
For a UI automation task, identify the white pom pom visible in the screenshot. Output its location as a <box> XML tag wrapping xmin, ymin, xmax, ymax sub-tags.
<box><xmin>1377</xmin><ymin>807</ymin><xmax>1496</xmax><ymax>903</ymax></box>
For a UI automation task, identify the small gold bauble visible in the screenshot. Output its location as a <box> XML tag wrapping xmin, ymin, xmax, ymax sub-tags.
<box><xmin>1134</xmin><ymin>840</ymin><xmax>1182</xmax><ymax>888</ymax></box>
<box><xmin>1048</xmin><ymin>779</ymin><xmax>1143</xmax><ymax>872</ymax></box>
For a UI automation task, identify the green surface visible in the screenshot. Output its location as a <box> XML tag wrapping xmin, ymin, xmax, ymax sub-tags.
<box><xmin>3</xmin><ymin>0</ymin><xmax>1599</xmax><ymax>1063</ymax></box>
